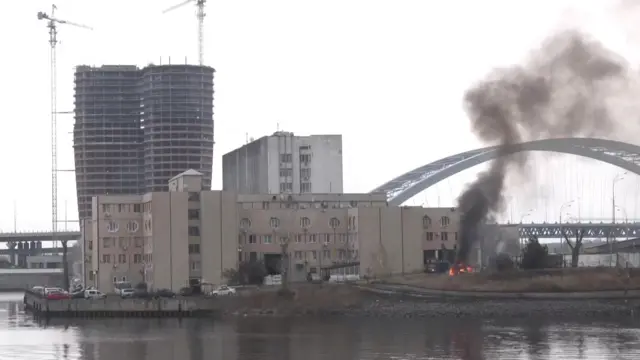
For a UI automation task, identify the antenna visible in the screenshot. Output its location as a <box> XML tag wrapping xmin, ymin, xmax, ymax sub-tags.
<box><xmin>163</xmin><ymin>0</ymin><xmax>207</xmax><ymax>65</ymax></box>
<box><xmin>37</xmin><ymin>5</ymin><xmax>92</xmax><ymax>248</ymax></box>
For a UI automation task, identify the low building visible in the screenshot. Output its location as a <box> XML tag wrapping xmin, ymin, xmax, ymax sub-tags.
<box><xmin>26</xmin><ymin>254</ymin><xmax>63</xmax><ymax>269</ymax></box>
<box><xmin>82</xmin><ymin>170</ymin><xmax>462</xmax><ymax>291</ymax></box>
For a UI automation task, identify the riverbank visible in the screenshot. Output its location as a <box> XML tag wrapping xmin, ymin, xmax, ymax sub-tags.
<box><xmin>380</xmin><ymin>267</ymin><xmax>640</xmax><ymax>292</ymax></box>
<box><xmin>218</xmin><ymin>284</ymin><xmax>640</xmax><ymax>319</ymax></box>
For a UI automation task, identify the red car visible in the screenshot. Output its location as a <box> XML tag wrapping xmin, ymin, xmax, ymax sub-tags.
<box><xmin>46</xmin><ymin>291</ymin><xmax>70</xmax><ymax>300</ymax></box>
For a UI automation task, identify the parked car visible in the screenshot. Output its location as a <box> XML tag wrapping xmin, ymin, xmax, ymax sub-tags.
<box><xmin>114</xmin><ymin>281</ymin><xmax>133</xmax><ymax>296</ymax></box>
<box><xmin>84</xmin><ymin>289</ymin><xmax>106</xmax><ymax>299</ymax></box>
<box><xmin>44</xmin><ymin>287</ymin><xmax>65</xmax><ymax>295</ymax></box>
<box><xmin>210</xmin><ymin>286</ymin><xmax>236</xmax><ymax>296</ymax></box>
<box><xmin>154</xmin><ymin>289</ymin><xmax>176</xmax><ymax>298</ymax></box>
<box><xmin>120</xmin><ymin>288</ymin><xmax>135</xmax><ymax>298</ymax></box>
<box><xmin>46</xmin><ymin>291</ymin><xmax>70</xmax><ymax>300</ymax></box>
<box><xmin>31</xmin><ymin>286</ymin><xmax>45</xmax><ymax>295</ymax></box>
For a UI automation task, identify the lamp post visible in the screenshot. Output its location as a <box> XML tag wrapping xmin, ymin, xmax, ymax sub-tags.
<box><xmin>559</xmin><ymin>200</ymin><xmax>574</xmax><ymax>256</ymax></box>
<box><xmin>610</xmin><ymin>172</ymin><xmax>627</xmax><ymax>266</ymax></box>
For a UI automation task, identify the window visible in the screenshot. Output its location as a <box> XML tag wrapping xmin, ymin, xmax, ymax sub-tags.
<box><xmin>125</xmin><ymin>221</ymin><xmax>139</xmax><ymax>233</ymax></box>
<box><xmin>425</xmin><ymin>232</ymin><xmax>434</xmax><ymax>241</ymax></box>
<box><xmin>300</xmin><ymin>217</ymin><xmax>311</xmax><ymax>229</ymax></box>
<box><xmin>294</xmin><ymin>251</ymin><xmax>303</xmax><ymax>259</ymax></box>
<box><xmin>329</xmin><ymin>217</ymin><xmax>341</xmax><ymax>229</ymax></box>
<box><xmin>309</xmin><ymin>234</ymin><xmax>317</xmax><ymax>243</ymax></box>
<box><xmin>300</xmin><ymin>168</ymin><xmax>311</xmax><ymax>178</ymax></box>
<box><xmin>118</xmin><ymin>237</ymin><xmax>130</xmax><ymax>249</ymax></box>
<box><xmin>441</xmin><ymin>232</ymin><xmax>448</xmax><ymax>241</ymax></box>
<box><xmin>191</xmin><ymin>261</ymin><xmax>201</xmax><ymax>271</ymax></box>
<box><xmin>249</xmin><ymin>234</ymin><xmax>257</xmax><ymax>244</ymax></box>
<box><xmin>263</xmin><ymin>235</ymin><xmax>272</xmax><ymax>244</ymax></box>
<box><xmin>279</xmin><ymin>154</ymin><xmax>292</xmax><ymax>163</ymax></box>
<box><xmin>295</xmin><ymin>234</ymin><xmax>303</xmax><ymax>243</ymax></box>
<box><xmin>133</xmin><ymin>204</ymin><xmax>142</xmax><ymax>213</ymax></box>
<box><xmin>88</xmin><ymin>241</ymin><xmax>93</xmax><ymax>250</ymax></box>
<box><xmin>301</xmin><ymin>183</ymin><xmax>312</xmax><ymax>193</ymax></box>
<box><xmin>454</xmin><ymin>232</ymin><xmax>458</xmax><ymax>241</ymax></box>
<box><xmin>269</xmin><ymin>217</ymin><xmax>280</xmax><ymax>230</ymax></box>
<box><xmin>118</xmin><ymin>254</ymin><xmax>127</xmax><ymax>263</ymax></box>
<box><xmin>102</xmin><ymin>237</ymin><xmax>114</xmax><ymax>248</ymax></box>
<box><xmin>423</xmin><ymin>216</ymin><xmax>432</xmax><ymax>229</ymax></box>
<box><xmin>134</xmin><ymin>237</ymin><xmax>144</xmax><ymax>247</ymax></box>
<box><xmin>188</xmin><ymin>209</ymin><xmax>200</xmax><ymax>220</ymax></box>
<box><xmin>279</xmin><ymin>168</ymin><xmax>292</xmax><ymax>177</ymax></box>
<box><xmin>441</xmin><ymin>216</ymin><xmax>450</xmax><ymax>227</ymax></box>
<box><xmin>188</xmin><ymin>226</ymin><xmax>200</xmax><ymax>236</ymax></box>
<box><xmin>102</xmin><ymin>254</ymin><xmax>111</xmax><ymax>263</ymax></box>
<box><xmin>279</xmin><ymin>182</ymin><xmax>293</xmax><ymax>192</ymax></box>
<box><xmin>310</xmin><ymin>251</ymin><xmax>317</xmax><ymax>260</ymax></box>
<box><xmin>189</xmin><ymin>243</ymin><xmax>201</xmax><ymax>254</ymax></box>
<box><xmin>240</xmin><ymin>218</ymin><xmax>251</xmax><ymax>231</ymax></box>
<box><xmin>300</xmin><ymin>154</ymin><xmax>311</xmax><ymax>163</ymax></box>
<box><xmin>188</xmin><ymin>192</ymin><xmax>200</xmax><ymax>201</ymax></box>
<box><xmin>279</xmin><ymin>236</ymin><xmax>287</xmax><ymax>244</ymax></box>
<box><xmin>106</xmin><ymin>221</ymin><xmax>119</xmax><ymax>233</ymax></box>
<box><xmin>323</xmin><ymin>250</ymin><xmax>330</xmax><ymax>259</ymax></box>
<box><xmin>133</xmin><ymin>254</ymin><xmax>142</xmax><ymax>263</ymax></box>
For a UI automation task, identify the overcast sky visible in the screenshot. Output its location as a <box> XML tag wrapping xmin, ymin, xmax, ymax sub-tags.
<box><xmin>1</xmin><ymin>0</ymin><xmax>639</xmax><ymax>231</ymax></box>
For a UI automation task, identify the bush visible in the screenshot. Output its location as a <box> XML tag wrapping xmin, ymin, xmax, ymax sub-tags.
<box><xmin>223</xmin><ymin>261</ymin><xmax>267</xmax><ymax>286</ymax></box>
<box><xmin>521</xmin><ymin>236</ymin><xmax>549</xmax><ymax>270</ymax></box>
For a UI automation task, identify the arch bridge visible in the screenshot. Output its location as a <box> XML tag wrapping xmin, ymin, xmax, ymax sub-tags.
<box><xmin>371</xmin><ymin>138</ymin><xmax>640</xmax><ymax>206</ymax></box>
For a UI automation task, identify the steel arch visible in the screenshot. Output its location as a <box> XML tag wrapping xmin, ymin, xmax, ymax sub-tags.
<box><xmin>372</xmin><ymin>138</ymin><xmax>640</xmax><ymax>206</ymax></box>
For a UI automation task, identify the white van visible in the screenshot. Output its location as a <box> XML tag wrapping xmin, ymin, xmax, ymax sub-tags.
<box><xmin>84</xmin><ymin>289</ymin><xmax>106</xmax><ymax>299</ymax></box>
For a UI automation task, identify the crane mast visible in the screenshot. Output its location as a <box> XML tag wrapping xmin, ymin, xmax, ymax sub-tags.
<box><xmin>37</xmin><ymin>5</ymin><xmax>92</xmax><ymax>247</ymax></box>
<box><xmin>163</xmin><ymin>0</ymin><xmax>207</xmax><ymax>65</ymax></box>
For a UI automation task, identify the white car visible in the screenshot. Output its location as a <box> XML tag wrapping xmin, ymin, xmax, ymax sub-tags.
<box><xmin>210</xmin><ymin>286</ymin><xmax>236</xmax><ymax>296</ymax></box>
<box><xmin>84</xmin><ymin>289</ymin><xmax>106</xmax><ymax>299</ymax></box>
<box><xmin>120</xmin><ymin>288</ymin><xmax>135</xmax><ymax>298</ymax></box>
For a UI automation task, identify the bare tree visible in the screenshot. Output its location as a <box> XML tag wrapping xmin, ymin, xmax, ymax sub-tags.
<box><xmin>562</xmin><ymin>229</ymin><xmax>586</xmax><ymax>267</ymax></box>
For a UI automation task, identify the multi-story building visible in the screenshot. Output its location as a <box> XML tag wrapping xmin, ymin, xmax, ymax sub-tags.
<box><xmin>81</xmin><ymin>171</ymin><xmax>461</xmax><ymax>291</ymax></box>
<box><xmin>73</xmin><ymin>64</ymin><xmax>215</xmax><ymax>220</ymax></box>
<box><xmin>222</xmin><ymin>132</ymin><xmax>343</xmax><ymax>195</ymax></box>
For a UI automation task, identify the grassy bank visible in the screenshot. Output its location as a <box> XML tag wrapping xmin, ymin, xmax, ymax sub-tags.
<box><xmin>384</xmin><ymin>267</ymin><xmax>640</xmax><ymax>292</ymax></box>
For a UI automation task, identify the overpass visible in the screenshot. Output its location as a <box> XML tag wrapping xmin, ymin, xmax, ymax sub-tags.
<box><xmin>0</xmin><ymin>268</ymin><xmax>64</xmax><ymax>290</ymax></box>
<box><xmin>0</xmin><ymin>231</ymin><xmax>80</xmax><ymax>242</ymax></box>
<box><xmin>517</xmin><ymin>222</ymin><xmax>640</xmax><ymax>239</ymax></box>
<box><xmin>584</xmin><ymin>238</ymin><xmax>640</xmax><ymax>254</ymax></box>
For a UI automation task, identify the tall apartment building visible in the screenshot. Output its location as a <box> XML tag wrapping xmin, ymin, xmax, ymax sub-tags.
<box><xmin>80</xmin><ymin>169</ymin><xmax>462</xmax><ymax>291</ymax></box>
<box><xmin>73</xmin><ymin>64</ymin><xmax>214</xmax><ymax>220</ymax></box>
<box><xmin>222</xmin><ymin>132</ymin><xmax>343</xmax><ymax>195</ymax></box>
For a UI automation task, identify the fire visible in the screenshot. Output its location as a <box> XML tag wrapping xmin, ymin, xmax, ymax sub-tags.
<box><xmin>449</xmin><ymin>262</ymin><xmax>473</xmax><ymax>276</ymax></box>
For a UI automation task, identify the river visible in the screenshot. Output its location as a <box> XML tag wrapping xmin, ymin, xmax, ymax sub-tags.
<box><xmin>1</xmin><ymin>292</ymin><xmax>640</xmax><ymax>359</ymax></box>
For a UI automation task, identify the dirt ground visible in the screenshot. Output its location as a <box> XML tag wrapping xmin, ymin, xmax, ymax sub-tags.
<box><xmin>220</xmin><ymin>284</ymin><xmax>364</xmax><ymax>313</ymax></box>
<box><xmin>385</xmin><ymin>267</ymin><xmax>640</xmax><ymax>292</ymax></box>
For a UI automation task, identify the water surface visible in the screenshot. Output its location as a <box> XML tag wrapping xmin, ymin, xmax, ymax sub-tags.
<box><xmin>1</xmin><ymin>292</ymin><xmax>640</xmax><ymax>359</ymax></box>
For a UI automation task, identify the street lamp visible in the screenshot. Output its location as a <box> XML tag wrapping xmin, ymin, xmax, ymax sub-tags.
<box><xmin>559</xmin><ymin>200</ymin><xmax>574</xmax><ymax>255</ymax></box>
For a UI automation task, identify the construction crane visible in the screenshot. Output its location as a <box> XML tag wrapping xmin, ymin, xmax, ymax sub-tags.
<box><xmin>37</xmin><ymin>5</ymin><xmax>92</xmax><ymax>248</ymax></box>
<box><xmin>163</xmin><ymin>0</ymin><xmax>207</xmax><ymax>65</ymax></box>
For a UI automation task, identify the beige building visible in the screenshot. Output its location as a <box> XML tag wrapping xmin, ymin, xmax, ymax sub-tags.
<box><xmin>81</xmin><ymin>170</ymin><xmax>462</xmax><ymax>292</ymax></box>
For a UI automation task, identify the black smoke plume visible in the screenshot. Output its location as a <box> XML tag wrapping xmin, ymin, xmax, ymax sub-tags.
<box><xmin>456</xmin><ymin>30</ymin><xmax>630</xmax><ymax>263</ymax></box>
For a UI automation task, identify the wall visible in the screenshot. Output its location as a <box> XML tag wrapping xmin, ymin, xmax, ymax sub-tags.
<box><xmin>200</xmin><ymin>191</ymin><xmax>239</xmax><ymax>286</ymax></box>
<box><xmin>0</xmin><ymin>271</ymin><xmax>64</xmax><ymax>290</ymax></box>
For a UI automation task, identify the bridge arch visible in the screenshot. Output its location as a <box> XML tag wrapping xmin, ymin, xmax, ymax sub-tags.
<box><xmin>371</xmin><ymin>138</ymin><xmax>640</xmax><ymax>206</ymax></box>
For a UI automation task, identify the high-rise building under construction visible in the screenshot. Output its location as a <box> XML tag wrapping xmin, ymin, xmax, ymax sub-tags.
<box><xmin>73</xmin><ymin>64</ymin><xmax>214</xmax><ymax>219</ymax></box>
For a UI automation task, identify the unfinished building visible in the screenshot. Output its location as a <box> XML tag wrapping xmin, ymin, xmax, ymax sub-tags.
<box><xmin>73</xmin><ymin>64</ymin><xmax>215</xmax><ymax>220</ymax></box>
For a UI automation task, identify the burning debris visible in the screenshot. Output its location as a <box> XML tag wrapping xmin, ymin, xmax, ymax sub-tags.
<box><xmin>449</xmin><ymin>262</ymin><xmax>473</xmax><ymax>276</ymax></box>
<box><xmin>456</xmin><ymin>30</ymin><xmax>631</xmax><ymax>264</ymax></box>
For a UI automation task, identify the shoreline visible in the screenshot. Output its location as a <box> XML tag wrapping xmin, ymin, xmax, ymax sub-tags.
<box><xmin>218</xmin><ymin>286</ymin><xmax>640</xmax><ymax>320</ymax></box>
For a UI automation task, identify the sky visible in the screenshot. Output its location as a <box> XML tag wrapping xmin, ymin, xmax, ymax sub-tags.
<box><xmin>1</xmin><ymin>0</ymin><xmax>639</xmax><ymax>232</ymax></box>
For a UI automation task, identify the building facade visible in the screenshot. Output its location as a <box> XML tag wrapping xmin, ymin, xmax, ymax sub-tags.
<box><xmin>82</xmin><ymin>171</ymin><xmax>461</xmax><ymax>291</ymax></box>
<box><xmin>73</xmin><ymin>64</ymin><xmax>215</xmax><ymax>220</ymax></box>
<box><xmin>222</xmin><ymin>132</ymin><xmax>343</xmax><ymax>195</ymax></box>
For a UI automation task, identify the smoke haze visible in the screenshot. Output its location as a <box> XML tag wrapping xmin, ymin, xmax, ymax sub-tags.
<box><xmin>456</xmin><ymin>30</ymin><xmax>633</xmax><ymax>263</ymax></box>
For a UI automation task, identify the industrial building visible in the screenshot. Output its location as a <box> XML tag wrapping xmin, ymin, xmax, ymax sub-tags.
<box><xmin>80</xmin><ymin>170</ymin><xmax>461</xmax><ymax>292</ymax></box>
<box><xmin>73</xmin><ymin>64</ymin><xmax>215</xmax><ymax>220</ymax></box>
<box><xmin>222</xmin><ymin>132</ymin><xmax>343</xmax><ymax>195</ymax></box>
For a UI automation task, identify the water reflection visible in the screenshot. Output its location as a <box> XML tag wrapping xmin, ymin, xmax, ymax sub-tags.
<box><xmin>1</xmin><ymin>292</ymin><xmax>640</xmax><ymax>359</ymax></box>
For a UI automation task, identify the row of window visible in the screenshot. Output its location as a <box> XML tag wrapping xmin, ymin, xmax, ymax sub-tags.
<box><xmin>240</xmin><ymin>216</ymin><xmax>350</xmax><ymax>231</ymax></box>
<box><xmin>102</xmin><ymin>203</ymin><xmax>142</xmax><ymax>213</ymax></box>
<box><xmin>240</xmin><ymin>233</ymin><xmax>356</xmax><ymax>245</ymax></box>
<box><xmin>425</xmin><ymin>232</ymin><xmax>458</xmax><ymax>241</ymax></box>
<box><xmin>292</xmin><ymin>249</ymin><xmax>356</xmax><ymax>261</ymax></box>
<box><xmin>279</xmin><ymin>153</ymin><xmax>313</xmax><ymax>164</ymax></box>
<box><xmin>278</xmin><ymin>168</ymin><xmax>312</xmax><ymax>179</ymax></box>
<box><xmin>423</xmin><ymin>215</ymin><xmax>452</xmax><ymax>228</ymax></box>
<box><xmin>100</xmin><ymin>237</ymin><xmax>145</xmax><ymax>249</ymax></box>
<box><xmin>100</xmin><ymin>253</ymin><xmax>146</xmax><ymax>264</ymax></box>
